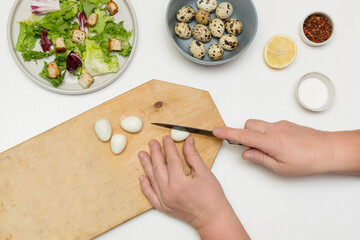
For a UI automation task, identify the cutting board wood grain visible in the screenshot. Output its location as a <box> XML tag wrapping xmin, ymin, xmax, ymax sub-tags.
<box><xmin>0</xmin><ymin>80</ymin><xmax>225</xmax><ymax>240</ymax></box>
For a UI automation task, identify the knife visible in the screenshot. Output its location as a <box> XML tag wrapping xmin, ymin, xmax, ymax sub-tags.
<box><xmin>151</xmin><ymin>123</ymin><xmax>243</xmax><ymax>146</ymax></box>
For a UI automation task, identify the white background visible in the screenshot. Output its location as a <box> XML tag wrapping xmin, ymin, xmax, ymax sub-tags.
<box><xmin>1</xmin><ymin>0</ymin><xmax>360</xmax><ymax>239</ymax></box>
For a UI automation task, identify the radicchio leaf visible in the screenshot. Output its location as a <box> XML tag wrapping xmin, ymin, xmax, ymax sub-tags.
<box><xmin>66</xmin><ymin>51</ymin><xmax>83</xmax><ymax>73</ymax></box>
<box><xmin>31</xmin><ymin>0</ymin><xmax>61</xmax><ymax>14</ymax></box>
<box><xmin>78</xmin><ymin>11</ymin><xmax>88</xmax><ymax>32</ymax></box>
<box><xmin>40</xmin><ymin>29</ymin><xmax>53</xmax><ymax>52</ymax></box>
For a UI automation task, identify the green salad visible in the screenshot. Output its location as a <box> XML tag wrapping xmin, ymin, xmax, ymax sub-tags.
<box><xmin>16</xmin><ymin>0</ymin><xmax>133</xmax><ymax>88</ymax></box>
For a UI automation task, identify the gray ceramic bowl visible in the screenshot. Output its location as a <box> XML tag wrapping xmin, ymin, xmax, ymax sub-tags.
<box><xmin>166</xmin><ymin>0</ymin><xmax>258</xmax><ymax>65</ymax></box>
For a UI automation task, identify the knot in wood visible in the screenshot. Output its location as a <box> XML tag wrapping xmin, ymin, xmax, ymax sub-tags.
<box><xmin>153</xmin><ymin>101</ymin><xmax>163</xmax><ymax>108</ymax></box>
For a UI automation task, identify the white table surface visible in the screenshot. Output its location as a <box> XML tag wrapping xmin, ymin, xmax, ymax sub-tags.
<box><xmin>1</xmin><ymin>0</ymin><xmax>360</xmax><ymax>239</ymax></box>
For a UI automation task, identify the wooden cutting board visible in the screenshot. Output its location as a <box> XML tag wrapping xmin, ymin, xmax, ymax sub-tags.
<box><xmin>0</xmin><ymin>80</ymin><xmax>225</xmax><ymax>240</ymax></box>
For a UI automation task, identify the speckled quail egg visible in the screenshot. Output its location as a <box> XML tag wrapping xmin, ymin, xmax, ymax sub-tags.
<box><xmin>216</xmin><ymin>2</ymin><xmax>233</xmax><ymax>19</ymax></box>
<box><xmin>95</xmin><ymin>119</ymin><xmax>112</xmax><ymax>142</ymax></box>
<box><xmin>176</xmin><ymin>6</ymin><xmax>196</xmax><ymax>23</ymax></box>
<box><xmin>208</xmin><ymin>43</ymin><xmax>224</xmax><ymax>60</ymax></box>
<box><xmin>195</xmin><ymin>9</ymin><xmax>211</xmax><ymax>25</ymax></box>
<box><xmin>196</xmin><ymin>0</ymin><xmax>217</xmax><ymax>13</ymax></box>
<box><xmin>171</xmin><ymin>127</ymin><xmax>190</xmax><ymax>142</ymax></box>
<box><xmin>225</xmin><ymin>18</ymin><xmax>243</xmax><ymax>35</ymax></box>
<box><xmin>209</xmin><ymin>18</ymin><xmax>225</xmax><ymax>38</ymax></box>
<box><xmin>120</xmin><ymin>116</ymin><xmax>143</xmax><ymax>133</ymax></box>
<box><xmin>219</xmin><ymin>34</ymin><xmax>238</xmax><ymax>50</ymax></box>
<box><xmin>111</xmin><ymin>134</ymin><xmax>127</xmax><ymax>155</ymax></box>
<box><xmin>192</xmin><ymin>24</ymin><xmax>211</xmax><ymax>42</ymax></box>
<box><xmin>175</xmin><ymin>22</ymin><xmax>192</xmax><ymax>39</ymax></box>
<box><xmin>189</xmin><ymin>40</ymin><xmax>206</xmax><ymax>59</ymax></box>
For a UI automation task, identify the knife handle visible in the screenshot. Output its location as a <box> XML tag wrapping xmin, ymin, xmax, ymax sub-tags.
<box><xmin>226</xmin><ymin>139</ymin><xmax>244</xmax><ymax>146</ymax></box>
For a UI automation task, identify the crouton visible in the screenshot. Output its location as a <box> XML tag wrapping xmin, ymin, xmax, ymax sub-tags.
<box><xmin>86</xmin><ymin>13</ymin><xmax>98</xmax><ymax>27</ymax></box>
<box><xmin>106</xmin><ymin>1</ymin><xmax>118</xmax><ymax>15</ymax></box>
<box><xmin>47</xmin><ymin>62</ymin><xmax>61</xmax><ymax>79</ymax></box>
<box><xmin>55</xmin><ymin>37</ymin><xmax>67</xmax><ymax>53</ymax></box>
<box><xmin>78</xmin><ymin>73</ymin><xmax>94</xmax><ymax>89</ymax></box>
<box><xmin>108</xmin><ymin>38</ymin><xmax>122</xmax><ymax>51</ymax></box>
<box><xmin>72</xmin><ymin>29</ymin><xmax>86</xmax><ymax>45</ymax></box>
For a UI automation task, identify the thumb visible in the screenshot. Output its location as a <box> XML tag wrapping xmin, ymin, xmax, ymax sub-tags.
<box><xmin>243</xmin><ymin>149</ymin><xmax>281</xmax><ymax>173</ymax></box>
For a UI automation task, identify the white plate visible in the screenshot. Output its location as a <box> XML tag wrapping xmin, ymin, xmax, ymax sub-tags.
<box><xmin>7</xmin><ymin>0</ymin><xmax>138</xmax><ymax>95</ymax></box>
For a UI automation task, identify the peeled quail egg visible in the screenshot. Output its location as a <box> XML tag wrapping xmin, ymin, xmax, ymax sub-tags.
<box><xmin>95</xmin><ymin>119</ymin><xmax>112</xmax><ymax>142</ymax></box>
<box><xmin>111</xmin><ymin>134</ymin><xmax>127</xmax><ymax>155</ymax></box>
<box><xmin>171</xmin><ymin>127</ymin><xmax>190</xmax><ymax>142</ymax></box>
<box><xmin>120</xmin><ymin>116</ymin><xmax>143</xmax><ymax>133</ymax></box>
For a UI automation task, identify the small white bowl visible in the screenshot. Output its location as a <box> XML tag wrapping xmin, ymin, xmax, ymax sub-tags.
<box><xmin>296</xmin><ymin>72</ymin><xmax>335</xmax><ymax>112</ymax></box>
<box><xmin>299</xmin><ymin>12</ymin><xmax>334</xmax><ymax>47</ymax></box>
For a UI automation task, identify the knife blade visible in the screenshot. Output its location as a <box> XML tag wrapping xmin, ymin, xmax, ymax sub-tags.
<box><xmin>151</xmin><ymin>123</ymin><xmax>243</xmax><ymax>146</ymax></box>
<box><xmin>151</xmin><ymin>123</ymin><xmax>214</xmax><ymax>137</ymax></box>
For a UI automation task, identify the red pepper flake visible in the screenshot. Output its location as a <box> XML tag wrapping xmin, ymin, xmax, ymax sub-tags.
<box><xmin>303</xmin><ymin>14</ymin><xmax>333</xmax><ymax>43</ymax></box>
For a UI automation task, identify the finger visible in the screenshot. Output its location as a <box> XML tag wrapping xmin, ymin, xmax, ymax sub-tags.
<box><xmin>212</xmin><ymin>127</ymin><xmax>274</xmax><ymax>153</ymax></box>
<box><xmin>244</xmin><ymin>119</ymin><xmax>271</xmax><ymax>133</ymax></box>
<box><xmin>149</xmin><ymin>140</ymin><xmax>169</xmax><ymax>188</ymax></box>
<box><xmin>139</xmin><ymin>175</ymin><xmax>162</xmax><ymax>210</ymax></box>
<box><xmin>183</xmin><ymin>136</ymin><xmax>208</xmax><ymax>174</ymax></box>
<box><xmin>242</xmin><ymin>148</ymin><xmax>282</xmax><ymax>173</ymax></box>
<box><xmin>163</xmin><ymin>135</ymin><xmax>185</xmax><ymax>178</ymax></box>
<box><xmin>138</xmin><ymin>151</ymin><xmax>162</xmax><ymax>197</ymax></box>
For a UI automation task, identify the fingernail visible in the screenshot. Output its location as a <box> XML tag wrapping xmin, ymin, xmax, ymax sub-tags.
<box><xmin>139</xmin><ymin>176</ymin><xmax>144</xmax><ymax>182</ymax></box>
<box><xmin>213</xmin><ymin>127</ymin><xmax>221</xmax><ymax>134</ymax></box>
<box><xmin>189</xmin><ymin>136</ymin><xmax>194</xmax><ymax>146</ymax></box>
<box><xmin>139</xmin><ymin>152</ymin><xmax>144</xmax><ymax>160</ymax></box>
<box><xmin>149</xmin><ymin>140</ymin><xmax>154</xmax><ymax>146</ymax></box>
<box><xmin>243</xmin><ymin>153</ymin><xmax>254</xmax><ymax>160</ymax></box>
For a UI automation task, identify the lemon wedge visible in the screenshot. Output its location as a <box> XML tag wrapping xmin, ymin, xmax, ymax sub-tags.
<box><xmin>264</xmin><ymin>34</ymin><xmax>297</xmax><ymax>69</ymax></box>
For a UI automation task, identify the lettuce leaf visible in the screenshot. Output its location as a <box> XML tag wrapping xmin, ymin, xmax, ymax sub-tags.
<box><xmin>35</xmin><ymin>14</ymin><xmax>72</xmax><ymax>32</ymax></box>
<box><xmin>21</xmin><ymin>50</ymin><xmax>53</xmax><ymax>62</ymax></box>
<box><xmin>55</xmin><ymin>53</ymin><xmax>68</xmax><ymax>71</ymax></box>
<box><xmin>89</xmin><ymin>8</ymin><xmax>113</xmax><ymax>34</ymax></box>
<box><xmin>99</xmin><ymin>21</ymin><xmax>133</xmax><ymax>57</ymax></box>
<box><xmin>80</xmin><ymin>0</ymin><xmax>95</xmax><ymax>17</ymax></box>
<box><xmin>39</xmin><ymin>61</ymin><xmax>66</xmax><ymax>87</ymax></box>
<box><xmin>16</xmin><ymin>22</ymin><xmax>44</xmax><ymax>51</ymax></box>
<box><xmin>84</xmin><ymin>39</ymin><xmax>119</xmax><ymax>76</ymax></box>
<box><xmin>89</xmin><ymin>0</ymin><xmax>109</xmax><ymax>4</ymax></box>
<box><xmin>49</xmin><ymin>0</ymin><xmax>80</xmax><ymax>20</ymax></box>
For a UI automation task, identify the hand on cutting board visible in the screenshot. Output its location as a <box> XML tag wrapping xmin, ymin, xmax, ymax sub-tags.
<box><xmin>213</xmin><ymin>119</ymin><xmax>360</xmax><ymax>176</ymax></box>
<box><xmin>138</xmin><ymin>136</ymin><xmax>250</xmax><ymax>240</ymax></box>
